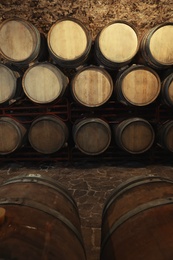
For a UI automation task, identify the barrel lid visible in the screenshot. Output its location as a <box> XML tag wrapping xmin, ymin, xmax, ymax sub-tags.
<box><xmin>98</xmin><ymin>21</ymin><xmax>138</xmax><ymax>63</ymax></box>
<box><xmin>22</xmin><ymin>63</ymin><xmax>68</xmax><ymax>104</ymax></box>
<box><xmin>119</xmin><ymin>65</ymin><xmax>161</xmax><ymax>106</ymax></box>
<box><xmin>0</xmin><ymin>18</ymin><xmax>40</xmax><ymax>63</ymax></box>
<box><xmin>149</xmin><ymin>24</ymin><xmax>173</xmax><ymax>65</ymax></box>
<box><xmin>118</xmin><ymin>118</ymin><xmax>155</xmax><ymax>154</ymax></box>
<box><xmin>162</xmin><ymin>121</ymin><xmax>173</xmax><ymax>152</ymax></box>
<box><xmin>0</xmin><ymin>63</ymin><xmax>17</xmax><ymax>103</ymax></box>
<box><xmin>48</xmin><ymin>18</ymin><xmax>88</xmax><ymax>61</ymax></box>
<box><xmin>0</xmin><ymin>117</ymin><xmax>22</xmax><ymax>154</ymax></box>
<box><xmin>73</xmin><ymin>118</ymin><xmax>111</xmax><ymax>155</ymax></box>
<box><xmin>72</xmin><ymin>67</ymin><xmax>113</xmax><ymax>107</ymax></box>
<box><xmin>29</xmin><ymin>115</ymin><xmax>68</xmax><ymax>154</ymax></box>
<box><xmin>167</xmin><ymin>78</ymin><xmax>173</xmax><ymax>104</ymax></box>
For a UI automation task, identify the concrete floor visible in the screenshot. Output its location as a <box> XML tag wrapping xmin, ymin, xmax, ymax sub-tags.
<box><xmin>0</xmin><ymin>161</ymin><xmax>173</xmax><ymax>260</ymax></box>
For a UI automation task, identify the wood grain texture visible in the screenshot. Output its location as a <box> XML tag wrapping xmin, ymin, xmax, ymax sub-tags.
<box><xmin>72</xmin><ymin>67</ymin><xmax>113</xmax><ymax>107</ymax></box>
<box><xmin>99</xmin><ymin>22</ymin><xmax>138</xmax><ymax>62</ymax></box>
<box><xmin>121</xmin><ymin>68</ymin><xmax>160</xmax><ymax>105</ymax></box>
<box><xmin>29</xmin><ymin>116</ymin><xmax>68</xmax><ymax>154</ymax></box>
<box><xmin>0</xmin><ymin>18</ymin><xmax>40</xmax><ymax>63</ymax></box>
<box><xmin>101</xmin><ymin>176</ymin><xmax>173</xmax><ymax>260</ymax></box>
<box><xmin>150</xmin><ymin>25</ymin><xmax>173</xmax><ymax>65</ymax></box>
<box><xmin>0</xmin><ymin>117</ymin><xmax>26</xmax><ymax>155</ymax></box>
<box><xmin>22</xmin><ymin>63</ymin><xmax>69</xmax><ymax>104</ymax></box>
<box><xmin>114</xmin><ymin>118</ymin><xmax>155</xmax><ymax>154</ymax></box>
<box><xmin>0</xmin><ymin>64</ymin><xmax>17</xmax><ymax>103</ymax></box>
<box><xmin>73</xmin><ymin>118</ymin><xmax>111</xmax><ymax>155</ymax></box>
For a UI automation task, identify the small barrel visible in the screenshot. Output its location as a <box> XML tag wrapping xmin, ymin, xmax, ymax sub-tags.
<box><xmin>0</xmin><ymin>63</ymin><xmax>23</xmax><ymax>105</ymax></box>
<box><xmin>157</xmin><ymin>120</ymin><xmax>173</xmax><ymax>152</ymax></box>
<box><xmin>140</xmin><ymin>22</ymin><xmax>173</xmax><ymax>69</ymax></box>
<box><xmin>94</xmin><ymin>20</ymin><xmax>139</xmax><ymax>69</ymax></box>
<box><xmin>115</xmin><ymin>64</ymin><xmax>161</xmax><ymax>106</ymax></box>
<box><xmin>22</xmin><ymin>62</ymin><xmax>69</xmax><ymax>104</ymax></box>
<box><xmin>101</xmin><ymin>175</ymin><xmax>173</xmax><ymax>260</ymax></box>
<box><xmin>113</xmin><ymin>117</ymin><xmax>155</xmax><ymax>154</ymax></box>
<box><xmin>0</xmin><ymin>174</ymin><xmax>86</xmax><ymax>260</ymax></box>
<box><xmin>0</xmin><ymin>116</ymin><xmax>27</xmax><ymax>155</ymax></box>
<box><xmin>0</xmin><ymin>18</ymin><xmax>45</xmax><ymax>66</ymax></box>
<box><xmin>161</xmin><ymin>73</ymin><xmax>173</xmax><ymax>106</ymax></box>
<box><xmin>71</xmin><ymin>66</ymin><xmax>113</xmax><ymax>107</ymax></box>
<box><xmin>73</xmin><ymin>118</ymin><xmax>111</xmax><ymax>155</ymax></box>
<box><xmin>47</xmin><ymin>18</ymin><xmax>92</xmax><ymax>68</ymax></box>
<box><xmin>28</xmin><ymin>115</ymin><xmax>69</xmax><ymax>154</ymax></box>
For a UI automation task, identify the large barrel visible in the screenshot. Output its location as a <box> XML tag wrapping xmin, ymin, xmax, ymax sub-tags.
<box><xmin>73</xmin><ymin>117</ymin><xmax>111</xmax><ymax>155</ymax></box>
<box><xmin>28</xmin><ymin>115</ymin><xmax>69</xmax><ymax>154</ymax></box>
<box><xmin>47</xmin><ymin>18</ymin><xmax>92</xmax><ymax>68</ymax></box>
<box><xmin>0</xmin><ymin>63</ymin><xmax>23</xmax><ymax>105</ymax></box>
<box><xmin>71</xmin><ymin>66</ymin><xmax>113</xmax><ymax>107</ymax></box>
<box><xmin>0</xmin><ymin>116</ymin><xmax>27</xmax><ymax>155</ymax></box>
<box><xmin>157</xmin><ymin>120</ymin><xmax>173</xmax><ymax>152</ymax></box>
<box><xmin>0</xmin><ymin>174</ymin><xmax>86</xmax><ymax>260</ymax></box>
<box><xmin>161</xmin><ymin>73</ymin><xmax>173</xmax><ymax>106</ymax></box>
<box><xmin>94</xmin><ymin>20</ymin><xmax>139</xmax><ymax>69</ymax></box>
<box><xmin>115</xmin><ymin>64</ymin><xmax>161</xmax><ymax>106</ymax></box>
<box><xmin>140</xmin><ymin>22</ymin><xmax>173</xmax><ymax>69</ymax></box>
<box><xmin>0</xmin><ymin>18</ymin><xmax>44</xmax><ymax>66</ymax></box>
<box><xmin>22</xmin><ymin>62</ymin><xmax>69</xmax><ymax>104</ymax></box>
<box><xmin>113</xmin><ymin>117</ymin><xmax>155</xmax><ymax>154</ymax></box>
<box><xmin>101</xmin><ymin>175</ymin><xmax>173</xmax><ymax>260</ymax></box>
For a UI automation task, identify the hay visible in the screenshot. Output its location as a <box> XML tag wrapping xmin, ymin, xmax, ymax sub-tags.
<box><xmin>0</xmin><ymin>0</ymin><xmax>172</xmax><ymax>39</ymax></box>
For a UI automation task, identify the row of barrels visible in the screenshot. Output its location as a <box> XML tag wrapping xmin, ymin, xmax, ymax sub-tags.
<box><xmin>0</xmin><ymin>62</ymin><xmax>173</xmax><ymax>107</ymax></box>
<box><xmin>0</xmin><ymin>115</ymin><xmax>172</xmax><ymax>155</ymax></box>
<box><xmin>0</xmin><ymin>17</ymin><xmax>173</xmax><ymax>70</ymax></box>
<box><xmin>1</xmin><ymin>174</ymin><xmax>173</xmax><ymax>259</ymax></box>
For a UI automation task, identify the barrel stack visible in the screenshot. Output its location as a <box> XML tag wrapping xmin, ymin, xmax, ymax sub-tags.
<box><xmin>0</xmin><ymin>17</ymin><xmax>172</xmax><ymax>162</ymax></box>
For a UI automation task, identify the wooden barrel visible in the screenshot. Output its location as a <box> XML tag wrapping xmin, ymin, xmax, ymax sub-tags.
<box><xmin>0</xmin><ymin>174</ymin><xmax>86</xmax><ymax>260</ymax></box>
<box><xmin>161</xmin><ymin>73</ymin><xmax>173</xmax><ymax>106</ymax></box>
<box><xmin>0</xmin><ymin>63</ymin><xmax>23</xmax><ymax>105</ymax></box>
<box><xmin>115</xmin><ymin>64</ymin><xmax>161</xmax><ymax>106</ymax></box>
<box><xmin>28</xmin><ymin>115</ymin><xmax>69</xmax><ymax>154</ymax></box>
<box><xmin>113</xmin><ymin>117</ymin><xmax>155</xmax><ymax>154</ymax></box>
<box><xmin>73</xmin><ymin>118</ymin><xmax>111</xmax><ymax>155</ymax></box>
<box><xmin>22</xmin><ymin>62</ymin><xmax>69</xmax><ymax>104</ymax></box>
<box><xmin>47</xmin><ymin>18</ymin><xmax>92</xmax><ymax>68</ymax></box>
<box><xmin>0</xmin><ymin>116</ymin><xmax>27</xmax><ymax>155</ymax></box>
<box><xmin>157</xmin><ymin>120</ymin><xmax>173</xmax><ymax>152</ymax></box>
<box><xmin>101</xmin><ymin>175</ymin><xmax>173</xmax><ymax>260</ymax></box>
<box><xmin>94</xmin><ymin>20</ymin><xmax>139</xmax><ymax>69</ymax></box>
<box><xmin>71</xmin><ymin>66</ymin><xmax>113</xmax><ymax>107</ymax></box>
<box><xmin>140</xmin><ymin>22</ymin><xmax>173</xmax><ymax>69</ymax></box>
<box><xmin>0</xmin><ymin>18</ymin><xmax>43</xmax><ymax>66</ymax></box>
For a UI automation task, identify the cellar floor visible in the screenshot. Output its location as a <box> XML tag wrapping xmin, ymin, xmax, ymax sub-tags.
<box><xmin>0</xmin><ymin>160</ymin><xmax>173</xmax><ymax>260</ymax></box>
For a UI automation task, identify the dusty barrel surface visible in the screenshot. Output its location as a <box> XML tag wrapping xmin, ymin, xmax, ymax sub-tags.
<box><xmin>73</xmin><ymin>117</ymin><xmax>111</xmax><ymax>155</ymax></box>
<box><xmin>71</xmin><ymin>66</ymin><xmax>113</xmax><ymax>107</ymax></box>
<box><xmin>0</xmin><ymin>18</ymin><xmax>43</xmax><ymax>65</ymax></box>
<box><xmin>161</xmin><ymin>73</ymin><xmax>173</xmax><ymax>106</ymax></box>
<box><xmin>140</xmin><ymin>22</ymin><xmax>173</xmax><ymax>69</ymax></box>
<box><xmin>113</xmin><ymin>117</ymin><xmax>155</xmax><ymax>154</ymax></box>
<box><xmin>157</xmin><ymin>120</ymin><xmax>173</xmax><ymax>152</ymax></box>
<box><xmin>22</xmin><ymin>62</ymin><xmax>69</xmax><ymax>104</ymax></box>
<box><xmin>115</xmin><ymin>64</ymin><xmax>161</xmax><ymax>106</ymax></box>
<box><xmin>0</xmin><ymin>174</ymin><xmax>86</xmax><ymax>260</ymax></box>
<box><xmin>101</xmin><ymin>175</ymin><xmax>173</xmax><ymax>260</ymax></box>
<box><xmin>0</xmin><ymin>116</ymin><xmax>27</xmax><ymax>155</ymax></box>
<box><xmin>0</xmin><ymin>63</ymin><xmax>23</xmax><ymax>105</ymax></box>
<box><xmin>28</xmin><ymin>115</ymin><xmax>69</xmax><ymax>154</ymax></box>
<box><xmin>47</xmin><ymin>18</ymin><xmax>92</xmax><ymax>68</ymax></box>
<box><xmin>94</xmin><ymin>20</ymin><xmax>139</xmax><ymax>69</ymax></box>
